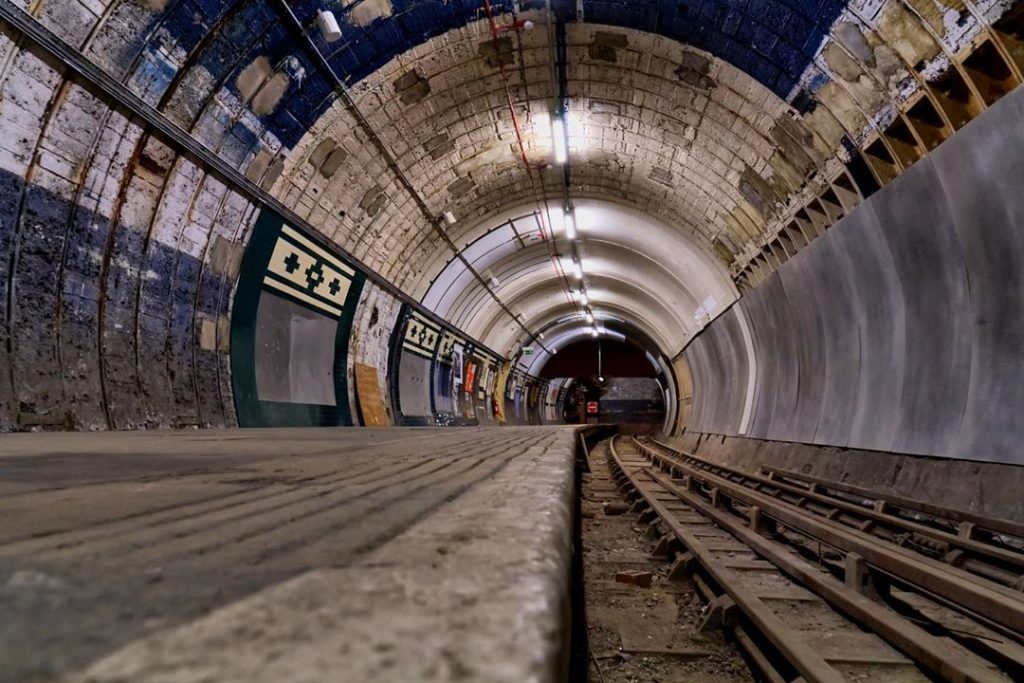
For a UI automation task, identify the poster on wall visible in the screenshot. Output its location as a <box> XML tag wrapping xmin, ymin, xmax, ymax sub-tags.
<box><xmin>452</xmin><ymin>345</ymin><xmax>464</xmax><ymax>389</ymax></box>
<box><xmin>493</xmin><ymin>362</ymin><xmax>510</xmax><ymax>423</ymax></box>
<box><xmin>478</xmin><ymin>359</ymin><xmax>493</xmax><ymax>400</ymax></box>
<box><xmin>389</xmin><ymin>308</ymin><xmax>442</xmax><ymax>425</ymax></box>
<box><xmin>230</xmin><ymin>208</ymin><xmax>365</xmax><ymax>427</ymax></box>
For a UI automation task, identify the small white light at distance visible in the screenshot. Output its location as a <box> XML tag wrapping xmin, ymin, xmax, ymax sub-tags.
<box><xmin>564</xmin><ymin>210</ymin><xmax>576</xmax><ymax>239</ymax></box>
<box><xmin>551</xmin><ymin>116</ymin><xmax>568</xmax><ymax>164</ymax></box>
<box><xmin>442</xmin><ymin>210</ymin><xmax>457</xmax><ymax>225</ymax></box>
<box><xmin>579</xmin><ymin>293</ymin><xmax>588</xmax><ymax>306</ymax></box>
<box><xmin>573</xmin><ymin>262</ymin><xmax>583</xmax><ymax>279</ymax></box>
<box><xmin>585</xmin><ymin>312</ymin><xmax>594</xmax><ymax>323</ymax></box>
<box><xmin>590</xmin><ymin>328</ymin><xmax>599</xmax><ymax>337</ymax></box>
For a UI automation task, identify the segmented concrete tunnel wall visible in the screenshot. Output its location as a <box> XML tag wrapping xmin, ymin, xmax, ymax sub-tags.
<box><xmin>681</xmin><ymin>84</ymin><xmax>1024</xmax><ymax>465</ymax></box>
<box><xmin>3</xmin><ymin>0</ymin><xmax>1019</xmax><ymax>437</ymax></box>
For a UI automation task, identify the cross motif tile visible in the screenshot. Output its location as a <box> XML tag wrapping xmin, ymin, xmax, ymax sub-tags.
<box><xmin>283</xmin><ymin>252</ymin><xmax>300</xmax><ymax>274</ymax></box>
<box><xmin>304</xmin><ymin>261</ymin><xmax>325</xmax><ymax>291</ymax></box>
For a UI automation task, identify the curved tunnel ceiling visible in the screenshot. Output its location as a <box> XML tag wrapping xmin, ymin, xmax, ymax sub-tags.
<box><xmin>421</xmin><ymin>199</ymin><xmax>736</xmax><ymax>355</ymax></box>
<box><xmin>0</xmin><ymin>0</ymin><xmax>1012</xmax><ymax>419</ymax></box>
<box><xmin>520</xmin><ymin>314</ymin><xmax>669</xmax><ymax>378</ymax></box>
<box><xmin>259</xmin><ymin>0</ymin><xmax>998</xmax><ymax>359</ymax></box>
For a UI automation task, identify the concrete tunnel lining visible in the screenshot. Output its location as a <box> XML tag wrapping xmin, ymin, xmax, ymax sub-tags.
<box><xmin>682</xmin><ymin>83</ymin><xmax>1024</xmax><ymax>464</ymax></box>
<box><xmin>0</xmin><ymin>0</ymin><xmax>1020</xmax><ymax>449</ymax></box>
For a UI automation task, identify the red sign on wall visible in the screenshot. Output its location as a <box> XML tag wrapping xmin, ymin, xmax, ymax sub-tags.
<box><xmin>586</xmin><ymin>401</ymin><xmax>599</xmax><ymax>415</ymax></box>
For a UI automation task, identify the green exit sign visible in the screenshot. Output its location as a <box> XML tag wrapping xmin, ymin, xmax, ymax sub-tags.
<box><xmin>522</xmin><ymin>347</ymin><xmax>534</xmax><ymax>356</ymax></box>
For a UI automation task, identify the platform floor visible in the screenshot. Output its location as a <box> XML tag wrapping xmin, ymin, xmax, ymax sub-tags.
<box><xmin>0</xmin><ymin>426</ymin><xmax>580</xmax><ymax>682</ymax></box>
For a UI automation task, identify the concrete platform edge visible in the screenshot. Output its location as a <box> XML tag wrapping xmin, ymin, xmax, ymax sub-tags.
<box><xmin>69</xmin><ymin>427</ymin><xmax>581</xmax><ymax>683</ymax></box>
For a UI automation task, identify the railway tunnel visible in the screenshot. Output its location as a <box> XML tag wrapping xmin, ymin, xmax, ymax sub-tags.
<box><xmin>1</xmin><ymin>0</ymin><xmax>1024</xmax><ymax>680</ymax></box>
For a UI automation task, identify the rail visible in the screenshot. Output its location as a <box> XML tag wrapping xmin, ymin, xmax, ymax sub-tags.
<box><xmin>642</xmin><ymin>438</ymin><xmax>1024</xmax><ymax>591</ymax></box>
<box><xmin>606</xmin><ymin>435</ymin><xmax>1024</xmax><ymax>682</ymax></box>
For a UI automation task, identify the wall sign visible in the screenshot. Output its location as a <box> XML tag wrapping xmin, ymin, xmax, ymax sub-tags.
<box><xmin>230</xmin><ymin>208</ymin><xmax>365</xmax><ymax>427</ymax></box>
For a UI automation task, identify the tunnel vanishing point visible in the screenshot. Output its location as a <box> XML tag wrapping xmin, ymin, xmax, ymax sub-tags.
<box><xmin>0</xmin><ymin>0</ymin><xmax>1022</xmax><ymax>450</ymax></box>
<box><xmin>1</xmin><ymin>0</ymin><xmax>1024</xmax><ymax>681</ymax></box>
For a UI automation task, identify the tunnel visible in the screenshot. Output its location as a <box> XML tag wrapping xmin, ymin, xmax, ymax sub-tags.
<box><xmin>1</xmin><ymin>0</ymin><xmax>1024</xmax><ymax>681</ymax></box>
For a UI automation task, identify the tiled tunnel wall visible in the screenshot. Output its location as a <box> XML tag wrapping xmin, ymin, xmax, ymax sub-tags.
<box><xmin>680</xmin><ymin>83</ymin><xmax>1024</xmax><ymax>465</ymax></box>
<box><xmin>0</xmin><ymin>0</ymin><xmax>1021</xmax><ymax>435</ymax></box>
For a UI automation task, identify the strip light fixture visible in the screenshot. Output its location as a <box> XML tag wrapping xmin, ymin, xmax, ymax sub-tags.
<box><xmin>551</xmin><ymin>116</ymin><xmax>568</xmax><ymax>164</ymax></box>
<box><xmin>564</xmin><ymin>209</ymin><xmax>576</xmax><ymax>239</ymax></box>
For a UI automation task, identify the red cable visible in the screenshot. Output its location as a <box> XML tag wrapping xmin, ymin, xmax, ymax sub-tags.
<box><xmin>481</xmin><ymin>0</ymin><xmax>577</xmax><ymax>308</ymax></box>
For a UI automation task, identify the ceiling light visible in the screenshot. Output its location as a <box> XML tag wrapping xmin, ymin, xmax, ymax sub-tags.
<box><xmin>585</xmin><ymin>312</ymin><xmax>594</xmax><ymax>323</ymax></box>
<box><xmin>442</xmin><ymin>210</ymin><xmax>457</xmax><ymax>225</ymax></box>
<box><xmin>551</xmin><ymin>116</ymin><xmax>567</xmax><ymax>164</ymax></box>
<box><xmin>316</xmin><ymin>11</ymin><xmax>342</xmax><ymax>43</ymax></box>
<box><xmin>590</xmin><ymin>328</ymin><xmax>599</xmax><ymax>337</ymax></box>
<box><xmin>579</xmin><ymin>293</ymin><xmax>588</xmax><ymax>306</ymax></box>
<box><xmin>564</xmin><ymin>210</ymin><xmax>576</xmax><ymax>239</ymax></box>
<box><xmin>572</xmin><ymin>262</ymin><xmax>583</xmax><ymax>279</ymax></box>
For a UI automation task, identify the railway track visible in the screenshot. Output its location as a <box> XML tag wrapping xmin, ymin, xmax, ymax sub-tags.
<box><xmin>607</xmin><ymin>435</ymin><xmax>1024</xmax><ymax>683</ymax></box>
<box><xmin>643</xmin><ymin>438</ymin><xmax>1024</xmax><ymax>593</ymax></box>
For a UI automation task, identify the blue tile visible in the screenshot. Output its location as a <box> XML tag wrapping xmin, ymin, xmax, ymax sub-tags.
<box><xmin>150</xmin><ymin>0</ymin><xmax>851</xmax><ymax>152</ymax></box>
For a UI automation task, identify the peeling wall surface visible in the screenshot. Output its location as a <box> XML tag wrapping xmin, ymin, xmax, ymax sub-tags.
<box><xmin>0</xmin><ymin>0</ymin><xmax>1021</xmax><ymax>452</ymax></box>
<box><xmin>682</xmin><ymin>84</ymin><xmax>1024</xmax><ymax>464</ymax></box>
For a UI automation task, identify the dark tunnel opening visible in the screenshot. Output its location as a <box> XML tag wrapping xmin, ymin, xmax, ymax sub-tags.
<box><xmin>540</xmin><ymin>338</ymin><xmax>667</xmax><ymax>432</ymax></box>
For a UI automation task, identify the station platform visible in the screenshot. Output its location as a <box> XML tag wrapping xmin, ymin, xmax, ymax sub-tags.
<box><xmin>0</xmin><ymin>427</ymin><xmax>582</xmax><ymax>682</ymax></box>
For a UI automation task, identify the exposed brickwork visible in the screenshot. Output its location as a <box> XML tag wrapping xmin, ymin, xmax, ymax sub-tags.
<box><xmin>345</xmin><ymin>280</ymin><xmax>402</xmax><ymax>424</ymax></box>
<box><xmin>0</xmin><ymin>2</ymin><xmax>261</xmax><ymax>428</ymax></box>
<box><xmin>0</xmin><ymin>0</ymin><xmax>1018</xmax><ymax>430</ymax></box>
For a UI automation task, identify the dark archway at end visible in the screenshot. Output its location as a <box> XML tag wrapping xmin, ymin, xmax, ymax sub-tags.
<box><xmin>540</xmin><ymin>339</ymin><xmax>665</xmax><ymax>432</ymax></box>
<box><xmin>538</xmin><ymin>339</ymin><xmax>656</xmax><ymax>379</ymax></box>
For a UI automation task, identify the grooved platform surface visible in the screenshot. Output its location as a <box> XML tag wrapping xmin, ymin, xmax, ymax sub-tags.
<box><xmin>0</xmin><ymin>427</ymin><xmax>580</xmax><ymax>682</ymax></box>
